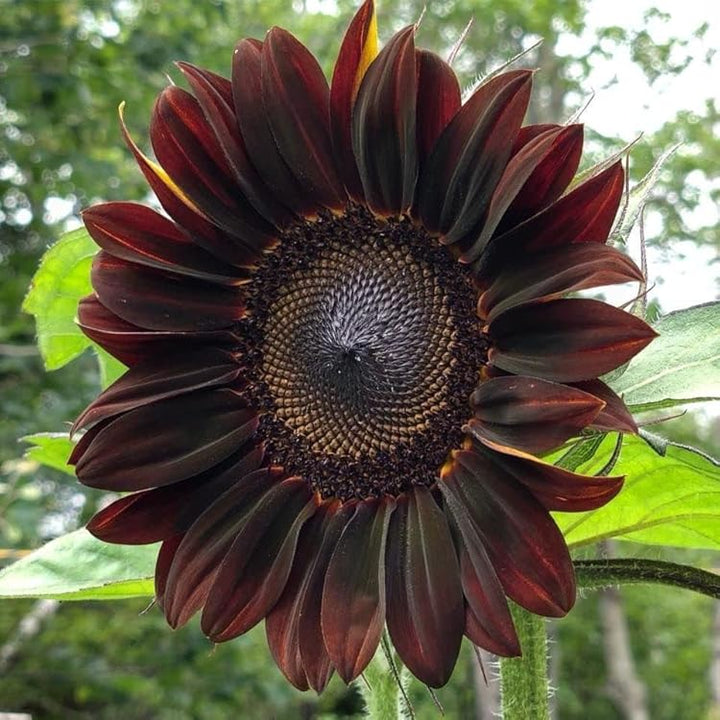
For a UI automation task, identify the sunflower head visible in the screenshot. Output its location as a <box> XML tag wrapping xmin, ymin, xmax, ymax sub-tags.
<box><xmin>71</xmin><ymin>0</ymin><xmax>656</xmax><ymax>692</ymax></box>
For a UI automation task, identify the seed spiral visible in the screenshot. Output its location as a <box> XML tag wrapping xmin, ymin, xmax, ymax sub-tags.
<box><xmin>243</xmin><ymin>206</ymin><xmax>485</xmax><ymax>500</ymax></box>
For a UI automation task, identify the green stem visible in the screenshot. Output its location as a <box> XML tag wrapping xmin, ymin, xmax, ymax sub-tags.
<box><xmin>575</xmin><ymin>558</ymin><xmax>720</xmax><ymax>598</ymax></box>
<box><xmin>360</xmin><ymin>636</ymin><xmax>411</xmax><ymax>720</ymax></box>
<box><xmin>499</xmin><ymin>604</ymin><xmax>549</xmax><ymax>720</ymax></box>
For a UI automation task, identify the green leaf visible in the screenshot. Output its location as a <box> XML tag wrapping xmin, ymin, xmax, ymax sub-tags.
<box><xmin>611</xmin><ymin>302</ymin><xmax>720</xmax><ymax>411</ymax></box>
<box><xmin>0</xmin><ymin>529</ymin><xmax>156</xmax><ymax>600</ymax></box>
<box><xmin>23</xmin><ymin>433</ymin><xmax>75</xmax><ymax>476</ymax></box>
<box><xmin>555</xmin><ymin>434</ymin><xmax>720</xmax><ymax>551</ymax></box>
<box><xmin>554</xmin><ymin>434</ymin><xmax>607</xmax><ymax>472</ymax></box>
<box><xmin>22</xmin><ymin>227</ymin><xmax>97</xmax><ymax>370</ymax></box>
<box><xmin>96</xmin><ymin>346</ymin><xmax>127</xmax><ymax>388</ymax></box>
<box><xmin>22</xmin><ymin>226</ymin><xmax>128</xmax><ymax>387</ymax></box>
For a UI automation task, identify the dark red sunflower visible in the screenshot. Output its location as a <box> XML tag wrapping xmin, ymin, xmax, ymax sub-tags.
<box><xmin>70</xmin><ymin>1</ymin><xmax>656</xmax><ymax>692</ymax></box>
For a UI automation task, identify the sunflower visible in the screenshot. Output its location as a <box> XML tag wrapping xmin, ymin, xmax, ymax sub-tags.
<box><xmin>70</xmin><ymin>0</ymin><xmax>656</xmax><ymax>692</ymax></box>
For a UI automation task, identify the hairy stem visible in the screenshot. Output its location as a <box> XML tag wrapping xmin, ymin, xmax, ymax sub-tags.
<box><xmin>499</xmin><ymin>604</ymin><xmax>549</xmax><ymax>720</ymax></box>
<box><xmin>575</xmin><ymin>558</ymin><xmax>720</xmax><ymax>599</ymax></box>
<box><xmin>360</xmin><ymin>636</ymin><xmax>413</xmax><ymax>720</ymax></box>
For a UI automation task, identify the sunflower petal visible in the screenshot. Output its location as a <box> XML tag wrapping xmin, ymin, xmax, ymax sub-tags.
<box><xmin>386</xmin><ymin>488</ymin><xmax>463</xmax><ymax>688</ymax></box>
<box><xmin>571</xmin><ymin>379</ymin><xmax>638</xmax><ymax>433</ymax></box>
<box><xmin>233</xmin><ymin>38</ymin><xmax>317</xmax><ymax>216</ymax></box>
<box><xmin>266</xmin><ymin>500</ymin><xmax>352</xmax><ymax>692</ymax></box>
<box><xmin>457</xmin><ymin>126</ymin><xmax>566</xmax><ymax>262</ymax></box>
<box><xmin>473</xmin><ymin>439</ymin><xmax>624</xmax><ymax>512</ymax></box>
<box><xmin>83</xmin><ymin>202</ymin><xmax>247</xmax><ymax>285</ymax></box>
<box><xmin>440</xmin><ymin>449</ymin><xmax>576</xmax><ymax>616</ymax></box>
<box><xmin>74</xmin><ymin>389</ymin><xmax>256</xmax><ymax>491</ymax></box>
<box><xmin>460</xmin><ymin>125</ymin><xmax>587</xmax><ymax>262</ymax></box>
<box><xmin>77</xmin><ymin>295</ymin><xmax>239</xmax><ymax>367</ymax></box>
<box><xmin>155</xmin><ymin>533</ymin><xmax>184</xmax><ymax>609</ymax></box>
<box><xmin>202</xmin><ymin>478</ymin><xmax>317</xmax><ymax>642</ymax></box>
<box><xmin>119</xmin><ymin>102</ymin><xmax>267</xmax><ymax>268</ymax></box>
<box><xmin>468</xmin><ymin>375</ymin><xmax>605</xmax><ymax>454</ymax></box>
<box><xmin>415</xmin><ymin>50</ymin><xmax>461</xmax><ymax>167</ymax></box>
<box><xmin>330</xmin><ymin>0</ymin><xmax>378</xmax><ymax>199</ymax></box>
<box><xmin>177</xmin><ymin>61</ymin><xmax>294</xmax><ymax>227</ymax></box>
<box><xmin>501</xmin><ymin>123</ymin><xmax>584</xmax><ymax>229</ymax></box>
<box><xmin>151</xmin><ymin>86</ymin><xmax>276</xmax><ymax>253</ymax></box>
<box><xmin>297</xmin><ymin>503</ymin><xmax>354</xmax><ymax>693</ymax></box>
<box><xmin>510</xmin><ymin>123</ymin><xmax>560</xmax><ymax>155</ymax></box>
<box><xmin>262</xmin><ymin>28</ymin><xmax>345</xmax><ymax>212</ymax></box>
<box><xmin>352</xmin><ymin>26</ymin><xmax>418</xmax><ymax>216</ymax></box>
<box><xmin>416</xmin><ymin>70</ymin><xmax>532</xmax><ymax>241</ymax></box>
<box><xmin>321</xmin><ymin>496</ymin><xmax>395</xmax><ymax>683</ymax></box>
<box><xmin>73</xmin><ymin>348</ymin><xmax>241</xmax><ymax>433</ymax></box>
<box><xmin>477</xmin><ymin>161</ymin><xmax>625</xmax><ymax>280</ymax></box>
<box><xmin>488</xmin><ymin>298</ymin><xmax>657</xmax><ymax>382</ymax></box>
<box><xmin>86</xmin><ymin>444</ymin><xmax>264</xmax><ymax>544</ymax></box>
<box><xmin>479</xmin><ymin>242</ymin><xmax>644</xmax><ymax>321</ymax></box>
<box><xmin>443</xmin><ymin>506</ymin><xmax>519</xmax><ymax>657</ymax></box>
<box><xmin>461</xmin><ymin>545</ymin><xmax>520</xmax><ymax>657</ymax></box>
<box><xmin>91</xmin><ymin>252</ymin><xmax>244</xmax><ymax>332</ymax></box>
<box><xmin>162</xmin><ymin>467</ymin><xmax>281</xmax><ymax>628</ymax></box>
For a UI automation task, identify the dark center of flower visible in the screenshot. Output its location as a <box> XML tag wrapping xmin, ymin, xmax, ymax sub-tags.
<box><xmin>243</xmin><ymin>206</ymin><xmax>485</xmax><ymax>501</ymax></box>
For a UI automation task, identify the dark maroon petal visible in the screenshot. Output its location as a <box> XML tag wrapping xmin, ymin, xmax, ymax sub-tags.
<box><xmin>177</xmin><ymin>62</ymin><xmax>294</xmax><ymax>228</ymax></box>
<box><xmin>461</xmin><ymin>548</ymin><xmax>520</xmax><ymax>657</ymax></box>
<box><xmin>444</xmin><ymin>512</ymin><xmax>519</xmax><ymax>657</ymax></box>
<box><xmin>321</xmin><ymin>496</ymin><xmax>395</xmax><ymax>683</ymax></box>
<box><xmin>262</xmin><ymin>28</ymin><xmax>345</xmax><ymax>212</ymax></box>
<box><xmin>479</xmin><ymin>242</ymin><xmax>644</xmax><ymax>321</ymax></box>
<box><xmin>202</xmin><ymin>478</ymin><xmax>317</xmax><ymax>642</ymax></box>
<box><xmin>415</xmin><ymin>50</ymin><xmax>461</xmax><ymax>167</ymax></box>
<box><xmin>91</xmin><ymin>252</ymin><xmax>244</xmax><ymax>332</ymax></box>
<box><xmin>265</xmin><ymin>505</ymin><xmax>331</xmax><ymax>692</ymax></box>
<box><xmin>73</xmin><ymin>348</ymin><xmax>241</xmax><ymax>433</ymax></box>
<box><xmin>89</xmin><ymin>489</ymin><xmax>182</xmax><ymax>545</ymax></box>
<box><xmin>386</xmin><ymin>488</ymin><xmax>463</xmax><ymax>688</ymax></box>
<box><xmin>86</xmin><ymin>444</ymin><xmax>264</xmax><ymax>544</ymax></box>
<box><xmin>477</xmin><ymin>161</ymin><xmax>625</xmax><ymax>281</ymax></box>
<box><xmin>330</xmin><ymin>0</ymin><xmax>378</xmax><ymax>200</ymax></box>
<box><xmin>440</xmin><ymin>448</ymin><xmax>576</xmax><ymax>616</ymax></box>
<box><xmin>233</xmin><ymin>38</ymin><xmax>316</xmax><ymax>216</ymax></box>
<box><xmin>415</xmin><ymin>70</ymin><xmax>532</xmax><ymax>242</ymax></box>
<box><xmin>352</xmin><ymin>26</ymin><xmax>418</xmax><ymax>216</ymax></box>
<box><xmin>77</xmin><ymin>295</ymin><xmax>238</xmax><ymax>367</ymax></box>
<box><xmin>456</xmin><ymin>127</ymin><xmax>565</xmax><ymax>262</ymax></box>
<box><xmin>67</xmin><ymin>417</ymin><xmax>108</xmax><ymax>466</ymax></box>
<box><xmin>162</xmin><ymin>467</ymin><xmax>282</xmax><ymax>628</ymax></box>
<box><xmin>563</xmin><ymin>161</ymin><xmax>625</xmax><ymax>245</ymax></box>
<box><xmin>83</xmin><ymin>203</ymin><xmax>247</xmax><ymax>285</ymax></box>
<box><xmin>151</xmin><ymin>86</ymin><xmax>276</xmax><ymax>252</ymax></box>
<box><xmin>266</xmin><ymin>500</ymin><xmax>352</xmax><ymax>692</ymax></box>
<box><xmin>442</xmin><ymin>440</ymin><xmax>519</xmax><ymax>659</ymax></box>
<box><xmin>155</xmin><ymin>533</ymin><xmax>184</xmax><ymax>609</ymax></box>
<box><xmin>500</xmin><ymin>123</ymin><xmax>584</xmax><ymax>230</ymax></box>
<box><xmin>119</xmin><ymin>103</ymin><xmax>269</xmax><ymax>268</ymax></box>
<box><xmin>488</xmin><ymin>298</ymin><xmax>657</xmax><ymax>382</ymax></box>
<box><xmin>571</xmin><ymin>379</ymin><xmax>638</xmax><ymax>433</ymax></box>
<box><xmin>473</xmin><ymin>439</ymin><xmax>624</xmax><ymax>512</ymax></box>
<box><xmin>466</xmin><ymin>605</ymin><xmax>520</xmax><ymax>658</ymax></box>
<box><xmin>468</xmin><ymin>376</ymin><xmax>605</xmax><ymax>454</ymax></box>
<box><xmin>510</xmin><ymin>123</ymin><xmax>560</xmax><ymax>156</ymax></box>
<box><xmin>297</xmin><ymin>503</ymin><xmax>355</xmax><ymax>692</ymax></box>
<box><xmin>74</xmin><ymin>389</ymin><xmax>256</xmax><ymax>491</ymax></box>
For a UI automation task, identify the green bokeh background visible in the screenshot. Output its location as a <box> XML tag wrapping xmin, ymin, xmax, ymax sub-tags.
<box><xmin>1</xmin><ymin>1</ymin><xmax>718</xmax><ymax>717</ymax></box>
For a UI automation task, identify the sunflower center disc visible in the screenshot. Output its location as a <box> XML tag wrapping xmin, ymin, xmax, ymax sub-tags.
<box><xmin>246</xmin><ymin>206</ymin><xmax>484</xmax><ymax>501</ymax></box>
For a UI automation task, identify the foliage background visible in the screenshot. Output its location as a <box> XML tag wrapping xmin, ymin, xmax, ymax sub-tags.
<box><xmin>0</xmin><ymin>0</ymin><xmax>718</xmax><ymax>718</ymax></box>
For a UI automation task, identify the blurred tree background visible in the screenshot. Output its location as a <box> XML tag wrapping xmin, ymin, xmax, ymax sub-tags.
<box><xmin>0</xmin><ymin>0</ymin><xmax>718</xmax><ymax>717</ymax></box>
